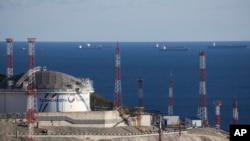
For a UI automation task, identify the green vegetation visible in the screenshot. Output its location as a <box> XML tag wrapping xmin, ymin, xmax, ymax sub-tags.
<box><xmin>0</xmin><ymin>74</ymin><xmax>6</xmax><ymax>82</ymax></box>
<box><xmin>90</xmin><ymin>93</ymin><xmax>113</xmax><ymax>110</ymax></box>
<box><xmin>90</xmin><ymin>93</ymin><xmax>131</xmax><ymax>114</ymax></box>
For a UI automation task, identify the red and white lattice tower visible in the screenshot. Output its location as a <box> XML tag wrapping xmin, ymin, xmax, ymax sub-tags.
<box><xmin>168</xmin><ymin>72</ymin><xmax>173</xmax><ymax>115</ymax></box>
<box><xmin>233</xmin><ymin>99</ymin><xmax>238</xmax><ymax>124</ymax></box>
<box><xmin>137</xmin><ymin>78</ymin><xmax>143</xmax><ymax>126</ymax></box>
<box><xmin>214</xmin><ymin>100</ymin><xmax>222</xmax><ymax>129</ymax></box>
<box><xmin>114</xmin><ymin>42</ymin><xmax>122</xmax><ymax>109</ymax></box>
<box><xmin>158</xmin><ymin>116</ymin><xmax>162</xmax><ymax>141</ymax></box>
<box><xmin>197</xmin><ymin>51</ymin><xmax>208</xmax><ymax>127</ymax></box>
<box><xmin>138</xmin><ymin>78</ymin><xmax>143</xmax><ymax>107</ymax></box>
<box><xmin>179</xmin><ymin>121</ymin><xmax>182</xmax><ymax>137</ymax></box>
<box><xmin>27</xmin><ymin>38</ymin><xmax>37</xmax><ymax>141</ymax></box>
<box><xmin>6</xmin><ymin>38</ymin><xmax>14</xmax><ymax>78</ymax></box>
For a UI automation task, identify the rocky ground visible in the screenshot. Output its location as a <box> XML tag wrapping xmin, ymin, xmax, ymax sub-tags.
<box><xmin>0</xmin><ymin>121</ymin><xmax>229</xmax><ymax>141</ymax></box>
<box><xmin>100</xmin><ymin>128</ymin><xmax>229</xmax><ymax>141</ymax></box>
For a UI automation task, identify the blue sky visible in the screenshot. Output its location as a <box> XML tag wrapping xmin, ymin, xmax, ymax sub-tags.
<box><xmin>0</xmin><ymin>0</ymin><xmax>250</xmax><ymax>41</ymax></box>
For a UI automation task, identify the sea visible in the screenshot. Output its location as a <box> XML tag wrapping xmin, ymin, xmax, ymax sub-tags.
<box><xmin>0</xmin><ymin>41</ymin><xmax>250</xmax><ymax>131</ymax></box>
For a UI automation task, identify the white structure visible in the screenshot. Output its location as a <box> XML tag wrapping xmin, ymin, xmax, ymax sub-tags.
<box><xmin>163</xmin><ymin>116</ymin><xmax>179</xmax><ymax>126</ymax></box>
<box><xmin>185</xmin><ymin>117</ymin><xmax>202</xmax><ymax>128</ymax></box>
<box><xmin>36</xmin><ymin>110</ymin><xmax>127</xmax><ymax>128</ymax></box>
<box><xmin>141</xmin><ymin>115</ymin><xmax>151</xmax><ymax>126</ymax></box>
<box><xmin>135</xmin><ymin>114</ymin><xmax>151</xmax><ymax>127</ymax></box>
<box><xmin>0</xmin><ymin>67</ymin><xmax>94</xmax><ymax>113</ymax></box>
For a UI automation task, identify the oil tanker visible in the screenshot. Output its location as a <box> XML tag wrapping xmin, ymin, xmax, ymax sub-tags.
<box><xmin>208</xmin><ymin>42</ymin><xmax>248</xmax><ymax>49</ymax></box>
<box><xmin>160</xmin><ymin>46</ymin><xmax>189</xmax><ymax>51</ymax></box>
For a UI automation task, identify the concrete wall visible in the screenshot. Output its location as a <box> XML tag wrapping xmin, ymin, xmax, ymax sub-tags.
<box><xmin>140</xmin><ymin>115</ymin><xmax>151</xmax><ymax>126</ymax></box>
<box><xmin>163</xmin><ymin>116</ymin><xmax>179</xmax><ymax>126</ymax></box>
<box><xmin>130</xmin><ymin>115</ymin><xmax>151</xmax><ymax>127</ymax></box>
<box><xmin>0</xmin><ymin>92</ymin><xmax>27</xmax><ymax>113</ymax></box>
<box><xmin>36</xmin><ymin>110</ymin><xmax>127</xmax><ymax>128</ymax></box>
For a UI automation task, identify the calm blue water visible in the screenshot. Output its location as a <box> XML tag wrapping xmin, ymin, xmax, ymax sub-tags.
<box><xmin>0</xmin><ymin>41</ymin><xmax>250</xmax><ymax>131</ymax></box>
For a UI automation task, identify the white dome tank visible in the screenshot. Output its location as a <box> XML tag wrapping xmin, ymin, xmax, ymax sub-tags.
<box><xmin>0</xmin><ymin>67</ymin><xmax>94</xmax><ymax>113</ymax></box>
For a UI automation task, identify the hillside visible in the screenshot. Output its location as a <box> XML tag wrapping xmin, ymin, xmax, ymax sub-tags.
<box><xmin>0</xmin><ymin>121</ymin><xmax>229</xmax><ymax>141</ymax></box>
<box><xmin>90</xmin><ymin>93</ymin><xmax>113</xmax><ymax>110</ymax></box>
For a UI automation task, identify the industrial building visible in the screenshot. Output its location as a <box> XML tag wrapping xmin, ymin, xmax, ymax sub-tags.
<box><xmin>0</xmin><ymin>39</ymin><xmax>152</xmax><ymax>131</ymax></box>
<box><xmin>0</xmin><ymin>39</ymin><xmax>210</xmax><ymax>130</ymax></box>
<box><xmin>0</xmin><ymin>38</ymin><xmax>93</xmax><ymax>113</ymax></box>
<box><xmin>163</xmin><ymin>116</ymin><xmax>180</xmax><ymax>126</ymax></box>
<box><xmin>0</xmin><ymin>66</ymin><xmax>94</xmax><ymax>113</ymax></box>
<box><xmin>0</xmin><ymin>65</ymin><xmax>148</xmax><ymax>128</ymax></box>
<box><xmin>185</xmin><ymin>117</ymin><xmax>202</xmax><ymax>128</ymax></box>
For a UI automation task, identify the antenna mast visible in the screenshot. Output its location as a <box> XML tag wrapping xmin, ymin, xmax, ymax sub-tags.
<box><xmin>168</xmin><ymin>72</ymin><xmax>173</xmax><ymax>115</ymax></box>
<box><xmin>214</xmin><ymin>100</ymin><xmax>222</xmax><ymax>129</ymax></box>
<box><xmin>137</xmin><ymin>78</ymin><xmax>143</xmax><ymax>126</ymax></box>
<box><xmin>233</xmin><ymin>99</ymin><xmax>238</xmax><ymax>124</ymax></box>
<box><xmin>197</xmin><ymin>51</ymin><xmax>208</xmax><ymax>127</ymax></box>
<box><xmin>6</xmin><ymin>38</ymin><xmax>14</xmax><ymax>78</ymax></box>
<box><xmin>114</xmin><ymin>42</ymin><xmax>122</xmax><ymax>109</ymax></box>
<box><xmin>26</xmin><ymin>38</ymin><xmax>37</xmax><ymax>141</ymax></box>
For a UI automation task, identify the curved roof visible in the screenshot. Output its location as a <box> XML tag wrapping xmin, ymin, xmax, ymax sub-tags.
<box><xmin>0</xmin><ymin>68</ymin><xmax>84</xmax><ymax>89</ymax></box>
<box><xmin>35</xmin><ymin>70</ymin><xmax>83</xmax><ymax>89</ymax></box>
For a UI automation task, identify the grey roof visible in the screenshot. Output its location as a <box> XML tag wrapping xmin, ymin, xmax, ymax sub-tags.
<box><xmin>35</xmin><ymin>70</ymin><xmax>81</xmax><ymax>89</ymax></box>
<box><xmin>0</xmin><ymin>70</ymin><xmax>83</xmax><ymax>89</ymax></box>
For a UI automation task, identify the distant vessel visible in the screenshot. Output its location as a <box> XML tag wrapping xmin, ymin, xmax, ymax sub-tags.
<box><xmin>86</xmin><ymin>43</ymin><xmax>91</xmax><ymax>48</ymax></box>
<box><xmin>78</xmin><ymin>43</ymin><xmax>103</xmax><ymax>49</ymax></box>
<box><xmin>208</xmin><ymin>42</ymin><xmax>247</xmax><ymax>49</ymax></box>
<box><xmin>155</xmin><ymin>43</ymin><xmax>159</xmax><ymax>48</ymax></box>
<box><xmin>160</xmin><ymin>46</ymin><xmax>189</xmax><ymax>51</ymax></box>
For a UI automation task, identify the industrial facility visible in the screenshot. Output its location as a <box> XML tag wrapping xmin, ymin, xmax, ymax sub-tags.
<box><xmin>0</xmin><ymin>38</ymin><xmax>93</xmax><ymax>113</ymax></box>
<box><xmin>0</xmin><ymin>66</ymin><xmax>94</xmax><ymax>113</ymax></box>
<box><xmin>0</xmin><ymin>39</ymin><xmax>153</xmax><ymax>140</ymax></box>
<box><xmin>0</xmin><ymin>39</ymin><xmax>112</xmax><ymax>141</ymax></box>
<box><xmin>0</xmin><ymin>39</ymin><xmax>233</xmax><ymax>141</ymax></box>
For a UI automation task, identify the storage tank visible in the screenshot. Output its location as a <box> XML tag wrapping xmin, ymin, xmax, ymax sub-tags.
<box><xmin>0</xmin><ymin>67</ymin><xmax>94</xmax><ymax>113</ymax></box>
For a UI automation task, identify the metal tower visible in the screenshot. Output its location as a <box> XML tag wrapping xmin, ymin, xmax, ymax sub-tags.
<box><xmin>137</xmin><ymin>78</ymin><xmax>143</xmax><ymax>126</ymax></box>
<box><xmin>168</xmin><ymin>72</ymin><xmax>173</xmax><ymax>115</ymax></box>
<box><xmin>179</xmin><ymin>121</ymin><xmax>182</xmax><ymax>137</ymax></box>
<box><xmin>26</xmin><ymin>38</ymin><xmax>37</xmax><ymax>141</ymax></box>
<box><xmin>233</xmin><ymin>99</ymin><xmax>238</xmax><ymax>124</ymax></box>
<box><xmin>197</xmin><ymin>51</ymin><xmax>208</xmax><ymax>127</ymax></box>
<box><xmin>6</xmin><ymin>38</ymin><xmax>14</xmax><ymax>78</ymax></box>
<box><xmin>138</xmin><ymin>78</ymin><xmax>143</xmax><ymax>107</ymax></box>
<box><xmin>158</xmin><ymin>115</ymin><xmax>162</xmax><ymax>141</ymax></box>
<box><xmin>114</xmin><ymin>42</ymin><xmax>122</xmax><ymax>109</ymax></box>
<box><xmin>214</xmin><ymin>100</ymin><xmax>222</xmax><ymax>129</ymax></box>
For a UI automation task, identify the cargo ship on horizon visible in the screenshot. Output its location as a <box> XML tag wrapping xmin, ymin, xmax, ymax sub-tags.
<box><xmin>160</xmin><ymin>45</ymin><xmax>189</xmax><ymax>51</ymax></box>
<box><xmin>154</xmin><ymin>43</ymin><xmax>189</xmax><ymax>51</ymax></box>
<box><xmin>207</xmin><ymin>42</ymin><xmax>248</xmax><ymax>49</ymax></box>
